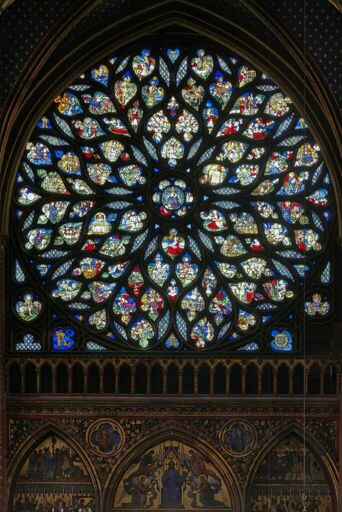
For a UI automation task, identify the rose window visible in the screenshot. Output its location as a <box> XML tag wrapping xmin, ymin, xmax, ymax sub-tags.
<box><xmin>12</xmin><ymin>46</ymin><xmax>333</xmax><ymax>352</ymax></box>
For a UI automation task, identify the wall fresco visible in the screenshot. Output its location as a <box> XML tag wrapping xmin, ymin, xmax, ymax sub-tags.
<box><xmin>113</xmin><ymin>440</ymin><xmax>232</xmax><ymax>510</ymax></box>
<box><xmin>11</xmin><ymin>436</ymin><xmax>96</xmax><ymax>512</ymax></box>
<box><xmin>87</xmin><ymin>419</ymin><xmax>124</xmax><ymax>458</ymax></box>
<box><xmin>221</xmin><ymin>421</ymin><xmax>256</xmax><ymax>457</ymax></box>
<box><xmin>249</xmin><ymin>436</ymin><xmax>332</xmax><ymax>511</ymax></box>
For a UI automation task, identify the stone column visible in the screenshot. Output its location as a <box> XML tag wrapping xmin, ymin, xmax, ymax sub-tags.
<box><xmin>131</xmin><ymin>365</ymin><xmax>136</xmax><ymax>394</ymax></box>
<box><xmin>338</xmin><ymin>377</ymin><xmax>342</xmax><ymax>509</ymax></box>
<box><xmin>194</xmin><ymin>369</ymin><xmax>199</xmax><ymax>394</ymax></box>
<box><xmin>52</xmin><ymin>367</ymin><xmax>57</xmax><ymax>394</ymax></box>
<box><xmin>67</xmin><ymin>366</ymin><xmax>73</xmax><ymax>393</ymax></box>
<box><xmin>242</xmin><ymin>369</ymin><xmax>247</xmax><ymax>395</ymax></box>
<box><xmin>0</xmin><ymin>235</ymin><xmax>8</xmax><ymax>511</ymax></box>
<box><xmin>273</xmin><ymin>368</ymin><xmax>278</xmax><ymax>395</ymax></box>
<box><xmin>162</xmin><ymin>366</ymin><xmax>167</xmax><ymax>394</ymax></box>
<box><xmin>178</xmin><ymin>367</ymin><xmax>183</xmax><ymax>395</ymax></box>
<box><xmin>146</xmin><ymin>366</ymin><xmax>151</xmax><ymax>394</ymax></box>
<box><xmin>36</xmin><ymin>365</ymin><xmax>41</xmax><ymax>393</ymax></box>
<box><xmin>225</xmin><ymin>368</ymin><xmax>230</xmax><ymax>394</ymax></box>
<box><xmin>209</xmin><ymin>366</ymin><xmax>215</xmax><ymax>395</ymax></box>
<box><xmin>115</xmin><ymin>367</ymin><xmax>119</xmax><ymax>394</ymax></box>
<box><xmin>99</xmin><ymin>365</ymin><xmax>104</xmax><ymax>394</ymax></box>
<box><xmin>257</xmin><ymin>367</ymin><xmax>262</xmax><ymax>394</ymax></box>
<box><xmin>289</xmin><ymin>369</ymin><xmax>294</xmax><ymax>395</ymax></box>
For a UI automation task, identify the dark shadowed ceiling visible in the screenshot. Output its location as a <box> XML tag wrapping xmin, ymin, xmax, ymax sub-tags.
<box><xmin>0</xmin><ymin>0</ymin><xmax>341</xmax><ymax>111</ymax></box>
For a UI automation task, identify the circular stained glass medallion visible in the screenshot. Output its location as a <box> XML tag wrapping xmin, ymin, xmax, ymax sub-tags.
<box><xmin>152</xmin><ymin>176</ymin><xmax>194</xmax><ymax>218</ymax></box>
<box><xmin>12</xmin><ymin>45</ymin><xmax>333</xmax><ymax>351</ymax></box>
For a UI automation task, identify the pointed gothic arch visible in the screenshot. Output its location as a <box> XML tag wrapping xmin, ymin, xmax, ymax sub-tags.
<box><xmin>0</xmin><ymin>2</ymin><xmax>341</xmax><ymax>510</ymax></box>
<box><xmin>0</xmin><ymin>0</ymin><xmax>341</xmax><ymax>234</ymax></box>
<box><xmin>103</xmin><ymin>428</ymin><xmax>242</xmax><ymax>510</ymax></box>
<box><xmin>245</xmin><ymin>423</ymin><xmax>338</xmax><ymax>511</ymax></box>
<box><xmin>8</xmin><ymin>423</ymin><xmax>101</xmax><ymax>511</ymax></box>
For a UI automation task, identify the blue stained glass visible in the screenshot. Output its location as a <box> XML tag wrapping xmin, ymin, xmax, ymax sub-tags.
<box><xmin>12</xmin><ymin>45</ymin><xmax>333</xmax><ymax>352</ymax></box>
<box><xmin>40</xmin><ymin>135</ymin><xmax>68</xmax><ymax>146</ymax></box>
<box><xmin>41</xmin><ymin>250</ymin><xmax>69</xmax><ymax>259</ymax></box>
<box><xmin>323</xmin><ymin>173</ymin><xmax>331</xmax><ymax>184</ymax></box>
<box><xmin>176</xmin><ymin>312</ymin><xmax>188</xmax><ymax>340</ymax></box>
<box><xmin>114</xmin><ymin>321</ymin><xmax>128</xmax><ymax>340</ymax></box>
<box><xmin>217</xmin><ymin>56</ymin><xmax>232</xmax><ymax>74</ymax></box>
<box><xmin>269</xmin><ymin>328</ymin><xmax>293</xmax><ymax>352</ymax></box>
<box><xmin>293</xmin><ymin>264</ymin><xmax>310</xmax><ymax>277</ymax></box>
<box><xmin>278</xmin><ymin>136</ymin><xmax>304</xmax><ymax>146</ymax></box>
<box><xmin>276</xmin><ymin>251</ymin><xmax>305</xmax><ymax>259</ymax></box>
<box><xmin>91</xmin><ymin>64</ymin><xmax>109</xmax><ymax>85</ymax></box>
<box><xmin>158</xmin><ymin>311</ymin><xmax>170</xmax><ymax>338</ymax></box>
<box><xmin>145</xmin><ymin>236</ymin><xmax>159</xmax><ymax>259</ymax></box>
<box><xmin>273</xmin><ymin>113</ymin><xmax>294</xmax><ymax>139</ymax></box>
<box><xmin>256</xmin><ymin>85</ymin><xmax>278</xmax><ymax>92</ymax></box>
<box><xmin>52</xmin><ymin>327</ymin><xmax>76</xmax><ymax>351</ymax></box>
<box><xmin>272</xmin><ymin>260</ymin><xmax>294</xmax><ymax>281</ymax></box>
<box><xmin>198</xmin><ymin>146</ymin><xmax>215</xmax><ymax>164</ymax></box>
<box><xmin>52</xmin><ymin>260</ymin><xmax>74</xmax><ymax>280</ymax></box>
<box><xmin>188</xmin><ymin>137</ymin><xmax>203</xmax><ymax>160</ymax></box>
<box><xmin>320</xmin><ymin>261</ymin><xmax>331</xmax><ymax>284</ymax></box>
<box><xmin>159</xmin><ymin>57</ymin><xmax>170</xmax><ymax>86</ymax></box>
<box><xmin>188</xmin><ymin>236</ymin><xmax>201</xmax><ymax>258</ymax></box>
<box><xmin>167</xmin><ymin>49</ymin><xmax>180</xmax><ymax>63</ymax></box>
<box><xmin>295</xmin><ymin>118</ymin><xmax>308</xmax><ymax>129</ymax></box>
<box><xmin>305</xmin><ymin>293</ymin><xmax>330</xmax><ymax>317</ymax></box>
<box><xmin>218</xmin><ymin>322</ymin><xmax>230</xmax><ymax>340</ymax></box>
<box><xmin>213</xmin><ymin>201</ymin><xmax>239</xmax><ymax>209</ymax></box>
<box><xmin>107</xmin><ymin>187</ymin><xmax>131</xmax><ymax>195</ymax></box>
<box><xmin>312</xmin><ymin>212</ymin><xmax>324</xmax><ymax>231</ymax></box>
<box><xmin>16</xmin><ymin>173</ymin><xmax>24</xmax><ymax>184</ymax></box>
<box><xmin>144</xmin><ymin>137</ymin><xmax>158</xmax><ymax>160</ymax></box>
<box><xmin>131</xmin><ymin>145</ymin><xmax>148</xmax><ymax>166</ymax></box>
<box><xmin>106</xmin><ymin>201</ymin><xmax>132</xmax><ymax>209</ymax></box>
<box><xmin>16</xmin><ymin>334</ymin><xmax>42</xmax><ymax>351</ymax></box>
<box><xmin>15</xmin><ymin>260</ymin><xmax>25</xmax><ymax>283</ymax></box>
<box><xmin>68</xmin><ymin>84</ymin><xmax>90</xmax><ymax>91</ymax></box>
<box><xmin>214</xmin><ymin>187</ymin><xmax>239</xmax><ymax>195</ymax></box>
<box><xmin>37</xmin><ymin>116</ymin><xmax>52</xmax><ymax>129</ymax></box>
<box><xmin>311</xmin><ymin>162</ymin><xmax>324</xmax><ymax>185</ymax></box>
<box><xmin>131</xmin><ymin>230</ymin><xmax>148</xmax><ymax>251</ymax></box>
<box><xmin>22</xmin><ymin>211</ymin><xmax>35</xmax><ymax>230</ymax></box>
<box><xmin>176</xmin><ymin>57</ymin><xmax>188</xmax><ymax>85</ymax></box>
<box><xmin>53</xmin><ymin>114</ymin><xmax>76</xmax><ymax>138</ymax></box>
<box><xmin>257</xmin><ymin>304</ymin><xmax>278</xmax><ymax>310</ymax></box>
<box><xmin>23</xmin><ymin>162</ymin><xmax>35</xmax><ymax>182</ymax></box>
<box><xmin>197</xmin><ymin>230</ymin><xmax>214</xmax><ymax>251</ymax></box>
<box><xmin>165</xmin><ymin>333</ymin><xmax>180</xmax><ymax>349</ymax></box>
<box><xmin>86</xmin><ymin>341</ymin><xmax>106</xmax><ymax>351</ymax></box>
<box><xmin>116</xmin><ymin>56</ymin><xmax>130</xmax><ymax>72</ymax></box>
<box><xmin>68</xmin><ymin>303</ymin><xmax>89</xmax><ymax>310</ymax></box>
<box><xmin>239</xmin><ymin>342</ymin><xmax>260</xmax><ymax>351</ymax></box>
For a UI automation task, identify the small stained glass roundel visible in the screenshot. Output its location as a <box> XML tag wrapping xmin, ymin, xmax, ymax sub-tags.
<box><xmin>13</xmin><ymin>46</ymin><xmax>333</xmax><ymax>351</ymax></box>
<box><xmin>152</xmin><ymin>176</ymin><xmax>194</xmax><ymax>218</ymax></box>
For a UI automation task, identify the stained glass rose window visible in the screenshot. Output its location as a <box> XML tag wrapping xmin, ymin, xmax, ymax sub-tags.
<box><xmin>12</xmin><ymin>46</ymin><xmax>333</xmax><ymax>352</ymax></box>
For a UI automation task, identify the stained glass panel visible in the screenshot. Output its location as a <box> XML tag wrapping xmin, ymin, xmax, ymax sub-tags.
<box><xmin>12</xmin><ymin>45</ymin><xmax>334</xmax><ymax>352</ymax></box>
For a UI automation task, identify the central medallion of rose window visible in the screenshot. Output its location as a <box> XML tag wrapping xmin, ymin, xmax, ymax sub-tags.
<box><xmin>152</xmin><ymin>178</ymin><xmax>194</xmax><ymax>218</ymax></box>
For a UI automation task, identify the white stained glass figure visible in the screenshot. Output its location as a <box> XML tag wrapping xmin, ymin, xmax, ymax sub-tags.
<box><xmin>88</xmin><ymin>213</ymin><xmax>112</xmax><ymax>235</ymax></box>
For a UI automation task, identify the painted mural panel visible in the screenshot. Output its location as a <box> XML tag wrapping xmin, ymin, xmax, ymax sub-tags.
<box><xmin>114</xmin><ymin>440</ymin><xmax>232</xmax><ymax>510</ymax></box>
<box><xmin>11</xmin><ymin>436</ymin><xmax>96</xmax><ymax>512</ymax></box>
<box><xmin>249</xmin><ymin>436</ymin><xmax>332</xmax><ymax>511</ymax></box>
